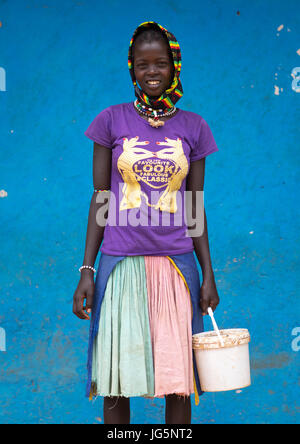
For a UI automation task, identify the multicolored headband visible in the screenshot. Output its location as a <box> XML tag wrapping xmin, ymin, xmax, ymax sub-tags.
<box><xmin>128</xmin><ymin>21</ymin><xmax>183</xmax><ymax>110</ymax></box>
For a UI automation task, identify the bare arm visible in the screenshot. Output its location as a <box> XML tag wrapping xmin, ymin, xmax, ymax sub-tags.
<box><xmin>73</xmin><ymin>142</ymin><xmax>112</xmax><ymax>320</ymax></box>
<box><xmin>186</xmin><ymin>158</ymin><xmax>220</xmax><ymax>314</ymax></box>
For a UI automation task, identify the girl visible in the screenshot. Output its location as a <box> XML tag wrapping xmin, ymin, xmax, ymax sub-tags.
<box><xmin>73</xmin><ymin>21</ymin><xmax>220</xmax><ymax>424</ymax></box>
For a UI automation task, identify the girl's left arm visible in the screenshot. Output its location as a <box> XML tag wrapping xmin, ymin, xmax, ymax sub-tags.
<box><xmin>186</xmin><ymin>158</ymin><xmax>220</xmax><ymax>314</ymax></box>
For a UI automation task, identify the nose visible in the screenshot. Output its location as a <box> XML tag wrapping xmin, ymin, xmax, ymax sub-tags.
<box><xmin>147</xmin><ymin>64</ymin><xmax>159</xmax><ymax>75</ymax></box>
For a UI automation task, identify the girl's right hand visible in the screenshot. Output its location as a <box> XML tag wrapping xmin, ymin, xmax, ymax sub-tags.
<box><xmin>72</xmin><ymin>271</ymin><xmax>95</xmax><ymax>320</ymax></box>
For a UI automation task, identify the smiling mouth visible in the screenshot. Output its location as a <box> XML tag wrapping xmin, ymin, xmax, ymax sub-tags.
<box><xmin>146</xmin><ymin>80</ymin><xmax>161</xmax><ymax>88</ymax></box>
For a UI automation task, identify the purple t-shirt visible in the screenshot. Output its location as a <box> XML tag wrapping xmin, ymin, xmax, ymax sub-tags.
<box><xmin>84</xmin><ymin>102</ymin><xmax>218</xmax><ymax>256</ymax></box>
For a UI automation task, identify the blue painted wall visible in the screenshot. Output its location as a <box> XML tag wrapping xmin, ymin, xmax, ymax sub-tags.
<box><xmin>0</xmin><ymin>0</ymin><xmax>299</xmax><ymax>424</ymax></box>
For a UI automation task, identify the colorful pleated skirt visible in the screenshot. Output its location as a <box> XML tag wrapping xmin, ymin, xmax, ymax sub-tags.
<box><xmin>86</xmin><ymin>252</ymin><xmax>204</xmax><ymax>406</ymax></box>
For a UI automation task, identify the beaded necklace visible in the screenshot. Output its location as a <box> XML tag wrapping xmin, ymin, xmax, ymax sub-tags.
<box><xmin>134</xmin><ymin>99</ymin><xmax>177</xmax><ymax>128</ymax></box>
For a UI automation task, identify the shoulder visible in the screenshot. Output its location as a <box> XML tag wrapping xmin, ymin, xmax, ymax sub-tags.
<box><xmin>176</xmin><ymin>109</ymin><xmax>209</xmax><ymax>139</ymax></box>
<box><xmin>85</xmin><ymin>104</ymin><xmax>131</xmax><ymax>146</ymax></box>
<box><xmin>177</xmin><ymin>109</ymin><xmax>215</xmax><ymax>137</ymax></box>
<box><xmin>90</xmin><ymin>102</ymin><xmax>130</xmax><ymax>118</ymax></box>
<box><xmin>87</xmin><ymin>103</ymin><xmax>131</xmax><ymax>131</ymax></box>
<box><xmin>178</xmin><ymin>108</ymin><xmax>205</xmax><ymax>125</ymax></box>
<box><xmin>100</xmin><ymin>102</ymin><xmax>131</xmax><ymax>115</ymax></box>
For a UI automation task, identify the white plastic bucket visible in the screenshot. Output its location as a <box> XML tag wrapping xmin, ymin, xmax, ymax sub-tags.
<box><xmin>193</xmin><ymin>310</ymin><xmax>251</xmax><ymax>392</ymax></box>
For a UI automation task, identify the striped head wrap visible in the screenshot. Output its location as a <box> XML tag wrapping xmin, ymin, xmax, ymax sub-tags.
<box><xmin>128</xmin><ymin>21</ymin><xmax>183</xmax><ymax>110</ymax></box>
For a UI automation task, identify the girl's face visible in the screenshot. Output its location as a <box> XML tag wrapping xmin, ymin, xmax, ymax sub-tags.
<box><xmin>133</xmin><ymin>39</ymin><xmax>174</xmax><ymax>99</ymax></box>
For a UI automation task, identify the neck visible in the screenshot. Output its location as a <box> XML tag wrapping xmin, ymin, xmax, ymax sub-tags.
<box><xmin>148</xmin><ymin>99</ymin><xmax>163</xmax><ymax>110</ymax></box>
<box><xmin>136</xmin><ymin>98</ymin><xmax>163</xmax><ymax>112</ymax></box>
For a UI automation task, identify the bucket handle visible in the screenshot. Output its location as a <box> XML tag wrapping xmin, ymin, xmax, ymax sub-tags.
<box><xmin>208</xmin><ymin>307</ymin><xmax>225</xmax><ymax>347</ymax></box>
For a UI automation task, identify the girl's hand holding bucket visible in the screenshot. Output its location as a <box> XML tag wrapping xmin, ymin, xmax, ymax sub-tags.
<box><xmin>200</xmin><ymin>276</ymin><xmax>220</xmax><ymax>315</ymax></box>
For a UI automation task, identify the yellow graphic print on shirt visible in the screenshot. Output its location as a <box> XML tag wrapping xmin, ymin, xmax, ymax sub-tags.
<box><xmin>117</xmin><ymin>136</ymin><xmax>189</xmax><ymax>213</ymax></box>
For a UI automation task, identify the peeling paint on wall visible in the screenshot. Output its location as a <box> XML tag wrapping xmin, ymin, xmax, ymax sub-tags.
<box><xmin>0</xmin><ymin>190</ymin><xmax>8</xmax><ymax>198</ymax></box>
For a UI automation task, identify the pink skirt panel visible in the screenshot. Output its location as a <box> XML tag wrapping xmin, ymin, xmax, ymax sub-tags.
<box><xmin>144</xmin><ymin>256</ymin><xmax>194</xmax><ymax>397</ymax></box>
